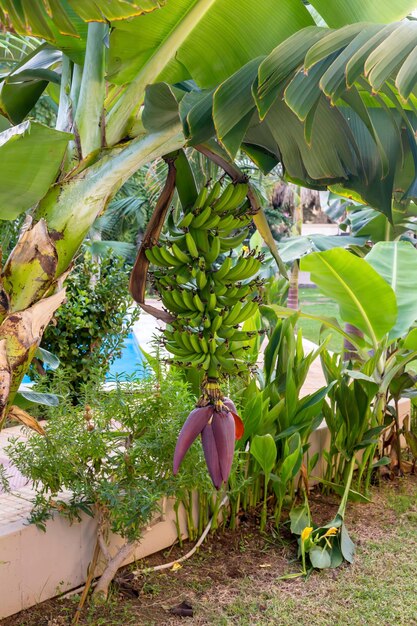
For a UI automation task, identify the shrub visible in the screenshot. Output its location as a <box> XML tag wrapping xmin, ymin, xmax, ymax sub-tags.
<box><xmin>32</xmin><ymin>251</ymin><xmax>139</xmax><ymax>401</ymax></box>
<box><xmin>7</xmin><ymin>368</ymin><xmax>213</xmax><ymax>598</ymax></box>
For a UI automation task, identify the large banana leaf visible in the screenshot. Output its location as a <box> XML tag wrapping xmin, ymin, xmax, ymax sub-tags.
<box><xmin>309</xmin><ymin>0</ymin><xmax>417</xmax><ymax>28</ymax></box>
<box><xmin>258</xmin><ymin>21</ymin><xmax>417</xmax><ymax>107</ymax></box>
<box><xmin>278</xmin><ymin>234</ymin><xmax>366</xmax><ymax>264</ymax></box>
<box><xmin>0</xmin><ymin>121</ymin><xmax>71</xmax><ymax>220</ymax></box>
<box><xmin>0</xmin><ymin>43</ymin><xmax>61</xmax><ymax>124</ymax></box>
<box><xmin>0</xmin><ymin>1</ymin><xmax>161</xmax><ymax>62</ymax></box>
<box><xmin>144</xmin><ymin>74</ymin><xmax>414</xmax><ymax>216</ymax></box>
<box><xmin>300</xmin><ymin>248</ymin><xmax>397</xmax><ymax>347</ymax></box>
<box><xmin>108</xmin><ymin>0</ymin><xmax>314</xmax><ymax>88</ymax></box>
<box><xmin>366</xmin><ymin>241</ymin><xmax>417</xmax><ymax>339</ymax></box>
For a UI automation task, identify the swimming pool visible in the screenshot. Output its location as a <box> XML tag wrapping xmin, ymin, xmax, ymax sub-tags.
<box><xmin>23</xmin><ymin>331</ymin><xmax>146</xmax><ymax>383</ymax></box>
<box><xmin>106</xmin><ymin>331</ymin><xmax>146</xmax><ymax>380</ymax></box>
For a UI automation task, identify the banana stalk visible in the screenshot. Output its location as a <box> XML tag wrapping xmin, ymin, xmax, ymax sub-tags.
<box><xmin>138</xmin><ymin>174</ymin><xmax>265</xmax><ymax>488</ymax></box>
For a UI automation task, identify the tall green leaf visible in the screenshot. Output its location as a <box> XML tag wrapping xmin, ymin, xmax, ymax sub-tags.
<box><xmin>308</xmin><ymin>0</ymin><xmax>417</xmax><ymax>28</ymax></box>
<box><xmin>0</xmin><ymin>43</ymin><xmax>61</xmax><ymax>124</ymax></box>
<box><xmin>0</xmin><ymin>121</ymin><xmax>71</xmax><ymax>220</ymax></box>
<box><xmin>250</xmin><ymin>434</ymin><xmax>277</xmax><ymax>477</ymax></box>
<box><xmin>301</xmin><ymin>248</ymin><xmax>397</xmax><ymax>346</ymax></box>
<box><xmin>366</xmin><ymin>241</ymin><xmax>417</xmax><ymax>339</ymax></box>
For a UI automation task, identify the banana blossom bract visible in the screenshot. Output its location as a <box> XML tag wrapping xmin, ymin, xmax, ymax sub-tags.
<box><xmin>173</xmin><ymin>398</ymin><xmax>243</xmax><ymax>489</ymax></box>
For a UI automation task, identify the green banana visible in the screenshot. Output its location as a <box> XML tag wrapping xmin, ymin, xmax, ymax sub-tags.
<box><xmin>200</xmin><ymin>214</ymin><xmax>221</xmax><ymax>230</ymax></box>
<box><xmin>219</xmin><ymin>229</ymin><xmax>249</xmax><ymax>251</ymax></box>
<box><xmin>193</xmin><ymin>292</ymin><xmax>205</xmax><ymax>313</ymax></box>
<box><xmin>181</xmin><ymin>288</ymin><xmax>197</xmax><ymax>311</ymax></box>
<box><xmin>212</xmin><ymin>183</ymin><xmax>236</xmax><ymax>213</ymax></box>
<box><xmin>198</xmin><ymin>335</ymin><xmax>209</xmax><ymax>354</ymax></box>
<box><xmin>185</xmin><ymin>231</ymin><xmax>199</xmax><ymax>258</ymax></box>
<box><xmin>191</xmin><ymin>205</ymin><xmax>213</xmax><ymax>228</ymax></box>
<box><xmin>171</xmin><ymin>289</ymin><xmax>188</xmax><ymax>311</ymax></box>
<box><xmin>145</xmin><ymin>247</ymin><xmax>165</xmax><ymax>267</ymax></box>
<box><xmin>158</xmin><ymin>246</ymin><xmax>183</xmax><ymax>267</ymax></box>
<box><xmin>223</xmin><ymin>256</ymin><xmax>260</xmax><ymax>282</ymax></box>
<box><xmin>204</xmin><ymin>180</ymin><xmax>221</xmax><ymax>207</ymax></box>
<box><xmin>213</xmin><ymin>256</ymin><xmax>232</xmax><ymax>281</ymax></box>
<box><xmin>201</xmin><ymin>353</ymin><xmax>211</xmax><ymax>371</ymax></box>
<box><xmin>189</xmin><ymin>332</ymin><xmax>202</xmax><ymax>353</ymax></box>
<box><xmin>232</xmin><ymin>300</ymin><xmax>258</xmax><ymax>325</ymax></box>
<box><xmin>222</xmin><ymin>301</ymin><xmax>244</xmax><ymax>326</ymax></box>
<box><xmin>195</xmin><ymin>269</ymin><xmax>208</xmax><ymax>290</ymax></box>
<box><xmin>161</xmin><ymin>292</ymin><xmax>187</xmax><ymax>314</ymax></box>
<box><xmin>205</xmin><ymin>235</ymin><xmax>221</xmax><ymax>264</ymax></box>
<box><xmin>211</xmin><ymin>313</ymin><xmax>223</xmax><ymax>333</ymax></box>
<box><xmin>178</xmin><ymin>212</ymin><xmax>194</xmax><ymax>229</ymax></box>
<box><xmin>207</xmin><ymin>289</ymin><xmax>217</xmax><ymax>310</ymax></box>
<box><xmin>171</xmin><ymin>242</ymin><xmax>190</xmax><ymax>264</ymax></box>
<box><xmin>148</xmin><ymin>176</ymin><xmax>264</xmax><ymax>388</ymax></box>
<box><xmin>175</xmin><ymin>267</ymin><xmax>192</xmax><ymax>285</ymax></box>
<box><xmin>192</xmin><ymin>185</ymin><xmax>209</xmax><ymax>210</ymax></box>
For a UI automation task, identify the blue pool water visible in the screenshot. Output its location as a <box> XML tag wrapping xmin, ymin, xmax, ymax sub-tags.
<box><xmin>106</xmin><ymin>332</ymin><xmax>145</xmax><ymax>380</ymax></box>
<box><xmin>23</xmin><ymin>332</ymin><xmax>146</xmax><ymax>383</ymax></box>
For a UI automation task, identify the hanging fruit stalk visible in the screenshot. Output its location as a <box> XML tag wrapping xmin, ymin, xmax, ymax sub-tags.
<box><xmin>144</xmin><ymin>179</ymin><xmax>264</xmax><ymax>488</ymax></box>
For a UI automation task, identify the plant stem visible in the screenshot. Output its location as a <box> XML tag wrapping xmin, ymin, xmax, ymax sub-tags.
<box><xmin>36</xmin><ymin>124</ymin><xmax>184</xmax><ymax>276</ymax></box>
<box><xmin>173</xmin><ymin>500</ymin><xmax>182</xmax><ymax>547</ymax></box>
<box><xmin>364</xmin><ymin>443</ymin><xmax>378</xmax><ymax>495</ymax></box>
<box><xmin>75</xmin><ymin>22</ymin><xmax>107</xmax><ymax>156</ymax></box>
<box><xmin>260</xmin><ymin>474</ymin><xmax>268</xmax><ymax>532</ymax></box>
<box><xmin>337</xmin><ymin>455</ymin><xmax>356</xmax><ymax>519</ymax></box>
<box><xmin>93</xmin><ymin>540</ymin><xmax>136</xmax><ymax>600</ymax></box>
<box><xmin>72</xmin><ymin>538</ymin><xmax>100</xmax><ymax>624</ymax></box>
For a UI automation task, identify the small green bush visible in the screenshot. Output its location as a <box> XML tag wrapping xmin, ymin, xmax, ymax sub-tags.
<box><xmin>8</xmin><ymin>369</ymin><xmax>212</xmax><ymax>541</ymax></box>
<box><xmin>32</xmin><ymin>251</ymin><xmax>139</xmax><ymax>401</ymax></box>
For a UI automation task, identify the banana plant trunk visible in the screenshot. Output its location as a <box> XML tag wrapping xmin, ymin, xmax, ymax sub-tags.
<box><xmin>0</xmin><ymin>23</ymin><xmax>184</xmax><ymax>430</ymax></box>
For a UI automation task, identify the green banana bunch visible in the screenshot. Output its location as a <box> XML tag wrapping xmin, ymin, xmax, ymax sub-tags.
<box><xmin>146</xmin><ymin>178</ymin><xmax>265</xmax><ymax>403</ymax></box>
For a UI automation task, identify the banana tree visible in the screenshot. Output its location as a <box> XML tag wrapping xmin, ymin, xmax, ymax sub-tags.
<box><xmin>1</xmin><ymin>0</ymin><xmax>417</xmax><ymax>434</ymax></box>
<box><xmin>0</xmin><ymin>0</ymin><xmax>313</xmax><ymax>429</ymax></box>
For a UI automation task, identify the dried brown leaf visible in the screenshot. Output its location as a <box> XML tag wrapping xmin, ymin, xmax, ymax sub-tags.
<box><xmin>0</xmin><ymin>290</ymin><xmax>65</xmax><ymax>410</ymax></box>
<box><xmin>7</xmin><ymin>405</ymin><xmax>46</xmax><ymax>435</ymax></box>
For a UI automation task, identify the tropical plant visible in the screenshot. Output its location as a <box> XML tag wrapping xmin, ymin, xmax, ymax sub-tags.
<box><xmin>136</xmin><ymin>173</ymin><xmax>257</xmax><ymax>489</ymax></box>
<box><xmin>226</xmin><ymin>311</ymin><xmax>331</xmax><ymax>531</ymax></box>
<box><xmin>277</xmin><ymin>243</ymin><xmax>417</xmax><ymax>484</ymax></box>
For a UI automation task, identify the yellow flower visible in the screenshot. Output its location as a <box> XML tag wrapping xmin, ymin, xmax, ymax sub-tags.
<box><xmin>323</xmin><ymin>527</ymin><xmax>338</xmax><ymax>537</ymax></box>
<box><xmin>301</xmin><ymin>526</ymin><xmax>313</xmax><ymax>542</ymax></box>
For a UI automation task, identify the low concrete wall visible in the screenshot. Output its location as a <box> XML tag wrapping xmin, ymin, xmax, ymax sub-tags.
<box><xmin>0</xmin><ymin>398</ymin><xmax>411</xmax><ymax>619</ymax></box>
<box><xmin>0</xmin><ymin>496</ymin><xmax>195</xmax><ymax>619</ymax></box>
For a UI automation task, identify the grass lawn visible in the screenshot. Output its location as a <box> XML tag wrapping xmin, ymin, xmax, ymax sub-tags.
<box><xmin>6</xmin><ymin>476</ymin><xmax>417</xmax><ymax>625</ymax></box>
<box><xmin>297</xmin><ymin>287</ymin><xmax>343</xmax><ymax>353</ymax></box>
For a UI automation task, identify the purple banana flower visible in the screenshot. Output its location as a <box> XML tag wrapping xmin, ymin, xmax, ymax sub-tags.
<box><xmin>173</xmin><ymin>403</ymin><xmax>241</xmax><ymax>489</ymax></box>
